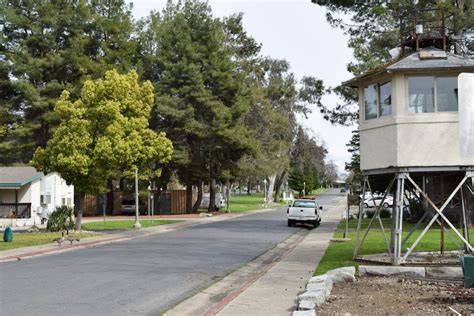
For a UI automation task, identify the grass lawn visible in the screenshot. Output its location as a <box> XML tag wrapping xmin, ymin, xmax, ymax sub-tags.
<box><xmin>0</xmin><ymin>232</ymin><xmax>97</xmax><ymax>252</ymax></box>
<box><xmin>81</xmin><ymin>219</ymin><xmax>181</xmax><ymax>230</ymax></box>
<box><xmin>315</xmin><ymin>218</ymin><xmax>474</xmax><ymax>276</ymax></box>
<box><xmin>227</xmin><ymin>188</ymin><xmax>329</xmax><ymax>213</ymax></box>
<box><xmin>227</xmin><ymin>193</ymin><xmax>267</xmax><ymax>212</ymax></box>
<box><xmin>227</xmin><ymin>192</ymin><xmax>287</xmax><ymax>212</ymax></box>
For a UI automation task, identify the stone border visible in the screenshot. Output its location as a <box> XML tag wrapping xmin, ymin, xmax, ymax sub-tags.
<box><xmin>293</xmin><ymin>265</ymin><xmax>464</xmax><ymax>315</ymax></box>
<box><xmin>293</xmin><ymin>266</ymin><xmax>356</xmax><ymax>315</ymax></box>
<box><xmin>359</xmin><ymin>265</ymin><xmax>463</xmax><ymax>279</ymax></box>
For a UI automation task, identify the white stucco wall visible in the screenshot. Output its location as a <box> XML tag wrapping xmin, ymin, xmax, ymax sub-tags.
<box><xmin>40</xmin><ymin>173</ymin><xmax>74</xmax><ymax>216</ymax></box>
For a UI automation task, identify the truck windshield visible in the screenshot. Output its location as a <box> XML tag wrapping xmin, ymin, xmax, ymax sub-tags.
<box><xmin>293</xmin><ymin>201</ymin><xmax>316</xmax><ymax>208</ymax></box>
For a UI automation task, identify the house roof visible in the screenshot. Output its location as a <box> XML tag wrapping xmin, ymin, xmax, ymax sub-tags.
<box><xmin>343</xmin><ymin>49</ymin><xmax>474</xmax><ymax>87</ymax></box>
<box><xmin>0</xmin><ymin>167</ymin><xmax>44</xmax><ymax>189</ymax></box>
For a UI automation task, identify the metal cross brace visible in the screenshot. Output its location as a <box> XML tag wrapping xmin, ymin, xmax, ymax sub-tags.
<box><xmin>400</xmin><ymin>180</ymin><xmax>462</xmax><ymax>250</ymax></box>
<box><xmin>354</xmin><ymin>177</ymin><xmax>395</xmax><ymax>257</ymax></box>
<box><xmin>367</xmin><ymin>180</ymin><xmax>392</xmax><ymax>251</ymax></box>
<box><xmin>403</xmin><ymin>175</ymin><xmax>473</xmax><ymax>261</ymax></box>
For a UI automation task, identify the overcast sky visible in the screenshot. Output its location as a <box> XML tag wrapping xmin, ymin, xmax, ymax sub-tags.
<box><xmin>130</xmin><ymin>0</ymin><xmax>355</xmax><ymax>174</ymax></box>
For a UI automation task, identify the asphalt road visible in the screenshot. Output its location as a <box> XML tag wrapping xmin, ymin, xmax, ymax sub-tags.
<box><xmin>0</xmin><ymin>189</ymin><xmax>343</xmax><ymax>316</ymax></box>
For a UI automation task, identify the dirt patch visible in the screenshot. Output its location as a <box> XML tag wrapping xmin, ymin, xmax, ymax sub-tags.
<box><xmin>318</xmin><ymin>276</ymin><xmax>474</xmax><ymax>315</ymax></box>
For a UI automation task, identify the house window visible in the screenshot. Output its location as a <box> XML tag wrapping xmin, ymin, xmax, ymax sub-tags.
<box><xmin>408</xmin><ymin>76</ymin><xmax>458</xmax><ymax>113</ymax></box>
<box><xmin>62</xmin><ymin>197</ymin><xmax>66</xmax><ymax>206</ymax></box>
<box><xmin>364</xmin><ymin>81</ymin><xmax>392</xmax><ymax>120</ymax></box>
<box><xmin>40</xmin><ymin>195</ymin><xmax>51</xmax><ymax>204</ymax></box>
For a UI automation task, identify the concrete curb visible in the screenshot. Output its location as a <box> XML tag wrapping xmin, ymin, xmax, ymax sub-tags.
<box><xmin>359</xmin><ymin>265</ymin><xmax>463</xmax><ymax>279</ymax></box>
<box><xmin>359</xmin><ymin>265</ymin><xmax>426</xmax><ymax>277</ymax></box>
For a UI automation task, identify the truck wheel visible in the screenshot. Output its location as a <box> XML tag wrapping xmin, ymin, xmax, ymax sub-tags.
<box><xmin>287</xmin><ymin>220</ymin><xmax>293</xmax><ymax>227</ymax></box>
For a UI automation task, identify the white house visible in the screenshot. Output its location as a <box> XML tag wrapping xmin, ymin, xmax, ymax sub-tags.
<box><xmin>0</xmin><ymin>167</ymin><xmax>74</xmax><ymax>227</ymax></box>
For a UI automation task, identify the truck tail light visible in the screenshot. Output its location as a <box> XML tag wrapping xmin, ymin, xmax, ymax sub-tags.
<box><xmin>314</xmin><ymin>209</ymin><xmax>317</xmax><ymax>215</ymax></box>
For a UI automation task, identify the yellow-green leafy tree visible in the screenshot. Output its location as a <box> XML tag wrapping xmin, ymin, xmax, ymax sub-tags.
<box><xmin>32</xmin><ymin>70</ymin><xmax>173</xmax><ymax>230</ymax></box>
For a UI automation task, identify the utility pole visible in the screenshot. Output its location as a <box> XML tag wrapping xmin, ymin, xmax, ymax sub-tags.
<box><xmin>263</xmin><ymin>179</ymin><xmax>267</xmax><ymax>206</ymax></box>
<box><xmin>133</xmin><ymin>168</ymin><xmax>141</xmax><ymax>229</ymax></box>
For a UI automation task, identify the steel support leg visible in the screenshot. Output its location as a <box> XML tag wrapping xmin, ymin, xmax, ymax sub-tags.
<box><xmin>353</xmin><ymin>178</ymin><xmax>367</xmax><ymax>259</ymax></box>
<box><xmin>393</xmin><ymin>173</ymin><xmax>407</xmax><ymax>265</ymax></box>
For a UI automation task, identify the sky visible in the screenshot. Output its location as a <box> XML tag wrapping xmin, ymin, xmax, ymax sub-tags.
<box><xmin>130</xmin><ymin>0</ymin><xmax>355</xmax><ymax>175</ymax></box>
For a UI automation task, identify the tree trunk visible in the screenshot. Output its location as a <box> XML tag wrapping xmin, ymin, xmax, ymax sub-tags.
<box><xmin>192</xmin><ymin>182</ymin><xmax>203</xmax><ymax>213</ymax></box>
<box><xmin>274</xmin><ymin>170</ymin><xmax>287</xmax><ymax>203</ymax></box>
<box><xmin>185</xmin><ymin>183</ymin><xmax>193</xmax><ymax>214</ymax></box>
<box><xmin>208</xmin><ymin>178</ymin><xmax>216</xmax><ymax>212</ymax></box>
<box><xmin>247</xmin><ymin>180</ymin><xmax>251</xmax><ymax>195</ymax></box>
<box><xmin>75</xmin><ymin>192</ymin><xmax>85</xmax><ymax>231</ymax></box>
<box><xmin>266</xmin><ymin>175</ymin><xmax>276</xmax><ymax>205</ymax></box>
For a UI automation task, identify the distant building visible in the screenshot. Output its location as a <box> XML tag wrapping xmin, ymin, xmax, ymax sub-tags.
<box><xmin>0</xmin><ymin>167</ymin><xmax>74</xmax><ymax>227</ymax></box>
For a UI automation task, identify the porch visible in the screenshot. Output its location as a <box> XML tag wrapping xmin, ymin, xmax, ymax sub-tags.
<box><xmin>0</xmin><ymin>203</ymin><xmax>32</xmax><ymax>219</ymax></box>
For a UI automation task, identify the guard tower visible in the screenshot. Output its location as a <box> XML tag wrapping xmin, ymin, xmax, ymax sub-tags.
<box><xmin>344</xmin><ymin>7</ymin><xmax>474</xmax><ymax>265</ymax></box>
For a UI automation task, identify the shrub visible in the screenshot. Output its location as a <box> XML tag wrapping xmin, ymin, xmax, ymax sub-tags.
<box><xmin>408</xmin><ymin>200</ymin><xmax>424</xmax><ymax>222</ymax></box>
<box><xmin>47</xmin><ymin>206</ymin><xmax>75</xmax><ymax>233</ymax></box>
<box><xmin>365</xmin><ymin>210</ymin><xmax>376</xmax><ymax>218</ymax></box>
<box><xmin>380</xmin><ymin>208</ymin><xmax>392</xmax><ymax>218</ymax></box>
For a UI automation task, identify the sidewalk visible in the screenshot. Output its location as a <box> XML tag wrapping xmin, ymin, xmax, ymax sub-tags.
<box><xmin>166</xmin><ymin>196</ymin><xmax>346</xmax><ymax>316</ymax></box>
<box><xmin>0</xmin><ymin>207</ymin><xmax>278</xmax><ymax>263</ymax></box>
<box><xmin>218</xmin><ymin>199</ymin><xmax>344</xmax><ymax>315</ymax></box>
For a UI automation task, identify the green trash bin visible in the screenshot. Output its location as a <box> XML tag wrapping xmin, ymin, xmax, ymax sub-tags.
<box><xmin>3</xmin><ymin>227</ymin><xmax>13</xmax><ymax>242</ymax></box>
<box><xmin>460</xmin><ymin>256</ymin><xmax>474</xmax><ymax>289</ymax></box>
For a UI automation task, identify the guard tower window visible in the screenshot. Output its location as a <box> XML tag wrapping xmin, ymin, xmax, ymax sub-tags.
<box><xmin>379</xmin><ymin>81</ymin><xmax>392</xmax><ymax>116</ymax></box>
<box><xmin>364</xmin><ymin>82</ymin><xmax>392</xmax><ymax>120</ymax></box>
<box><xmin>364</xmin><ymin>84</ymin><xmax>378</xmax><ymax>120</ymax></box>
<box><xmin>408</xmin><ymin>76</ymin><xmax>458</xmax><ymax>113</ymax></box>
<box><xmin>436</xmin><ymin>77</ymin><xmax>458</xmax><ymax>112</ymax></box>
<box><xmin>408</xmin><ymin>76</ymin><xmax>435</xmax><ymax>113</ymax></box>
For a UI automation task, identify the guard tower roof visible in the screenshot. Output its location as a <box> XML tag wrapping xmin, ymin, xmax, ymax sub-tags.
<box><xmin>343</xmin><ymin>49</ymin><xmax>474</xmax><ymax>87</ymax></box>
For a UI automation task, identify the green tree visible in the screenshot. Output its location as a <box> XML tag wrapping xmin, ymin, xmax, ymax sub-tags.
<box><xmin>345</xmin><ymin>130</ymin><xmax>363</xmax><ymax>191</ymax></box>
<box><xmin>32</xmin><ymin>70</ymin><xmax>173</xmax><ymax>230</ymax></box>
<box><xmin>143</xmin><ymin>1</ymin><xmax>254</xmax><ymax>212</ymax></box>
<box><xmin>288</xmin><ymin>127</ymin><xmax>327</xmax><ymax>196</ymax></box>
<box><xmin>238</xmin><ymin>57</ymin><xmax>326</xmax><ymax>203</ymax></box>
<box><xmin>0</xmin><ymin>0</ymin><xmax>136</xmax><ymax>165</ymax></box>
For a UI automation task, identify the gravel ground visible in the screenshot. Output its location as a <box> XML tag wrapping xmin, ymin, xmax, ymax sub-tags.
<box><xmin>318</xmin><ymin>276</ymin><xmax>474</xmax><ymax>315</ymax></box>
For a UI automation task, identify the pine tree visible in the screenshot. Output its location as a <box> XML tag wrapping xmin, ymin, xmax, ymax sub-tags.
<box><xmin>0</xmin><ymin>0</ymin><xmax>136</xmax><ymax>165</ymax></box>
<box><xmin>143</xmin><ymin>1</ymin><xmax>254</xmax><ymax>212</ymax></box>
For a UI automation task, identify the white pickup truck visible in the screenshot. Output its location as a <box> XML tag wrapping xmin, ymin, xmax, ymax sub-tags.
<box><xmin>287</xmin><ymin>199</ymin><xmax>322</xmax><ymax>228</ymax></box>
